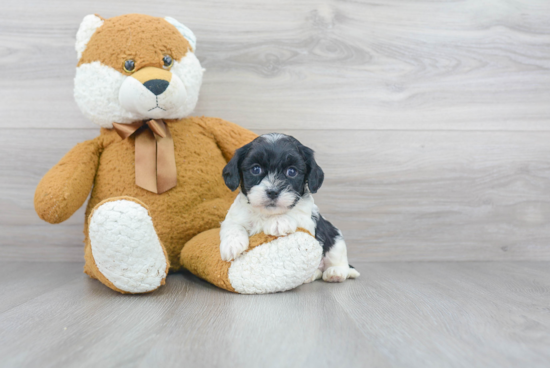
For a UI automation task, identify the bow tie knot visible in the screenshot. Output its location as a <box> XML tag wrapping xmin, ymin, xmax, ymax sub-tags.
<box><xmin>112</xmin><ymin>119</ymin><xmax>177</xmax><ymax>194</ymax></box>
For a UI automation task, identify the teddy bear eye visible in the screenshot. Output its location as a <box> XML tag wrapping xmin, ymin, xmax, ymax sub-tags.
<box><xmin>163</xmin><ymin>55</ymin><xmax>174</xmax><ymax>69</ymax></box>
<box><xmin>123</xmin><ymin>60</ymin><xmax>135</xmax><ymax>73</ymax></box>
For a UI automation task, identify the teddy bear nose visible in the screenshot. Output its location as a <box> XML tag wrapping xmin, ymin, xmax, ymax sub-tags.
<box><xmin>143</xmin><ymin>79</ymin><xmax>169</xmax><ymax>96</ymax></box>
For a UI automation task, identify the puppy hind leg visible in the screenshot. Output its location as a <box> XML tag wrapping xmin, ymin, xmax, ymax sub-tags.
<box><xmin>348</xmin><ymin>265</ymin><xmax>360</xmax><ymax>279</ymax></box>
<box><xmin>322</xmin><ymin>237</ymin><xmax>360</xmax><ymax>283</ymax></box>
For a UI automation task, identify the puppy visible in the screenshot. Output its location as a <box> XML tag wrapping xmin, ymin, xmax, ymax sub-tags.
<box><xmin>220</xmin><ymin>133</ymin><xmax>360</xmax><ymax>283</ymax></box>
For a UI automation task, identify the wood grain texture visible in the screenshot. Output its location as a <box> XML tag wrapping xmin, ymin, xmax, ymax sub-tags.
<box><xmin>1</xmin><ymin>0</ymin><xmax>550</xmax><ymax>262</ymax></box>
<box><xmin>331</xmin><ymin>261</ymin><xmax>550</xmax><ymax>368</ymax></box>
<box><xmin>2</xmin><ymin>128</ymin><xmax>549</xmax><ymax>262</ymax></box>
<box><xmin>1</xmin><ymin>261</ymin><xmax>549</xmax><ymax>368</ymax></box>
<box><xmin>0</xmin><ymin>0</ymin><xmax>549</xmax><ymax>130</ymax></box>
<box><xmin>0</xmin><ymin>129</ymin><xmax>96</xmax><ymax>262</ymax></box>
<box><xmin>2</xmin><ymin>2</ymin><xmax>549</xmax><ymax>365</ymax></box>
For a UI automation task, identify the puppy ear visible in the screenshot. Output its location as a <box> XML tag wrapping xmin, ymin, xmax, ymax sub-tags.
<box><xmin>223</xmin><ymin>143</ymin><xmax>251</xmax><ymax>191</ymax></box>
<box><xmin>300</xmin><ymin>145</ymin><xmax>324</xmax><ymax>193</ymax></box>
<box><xmin>75</xmin><ymin>14</ymin><xmax>104</xmax><ymax>60</ymax></box>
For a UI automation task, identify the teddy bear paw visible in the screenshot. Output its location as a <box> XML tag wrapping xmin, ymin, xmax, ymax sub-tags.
<box><xmin>227</xmin><ymin>231</ymin><xmax>323</xmax><ymax>294</ymax></box>
<box><xmin>89</xmin><ymin>199</ymin><xmax>168</xmax><ymax>293</ymax></box>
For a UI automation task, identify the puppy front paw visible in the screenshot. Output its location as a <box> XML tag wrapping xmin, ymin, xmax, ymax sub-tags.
<box><xmin>220</xmin><ymin>231</ymin><xmax>249</xmax><ymax>262</ymax></box>
<box><xmin>322</xmin><ymin>266</ymin><xmax>360</xmax><ymax>283</ymax></box>
<box><xmin>263</xmin><ymin>216</ymin><xmax>297</xmax><ymax>237</ymax></box>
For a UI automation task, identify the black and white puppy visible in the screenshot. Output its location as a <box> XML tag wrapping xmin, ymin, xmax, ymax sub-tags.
<box><xmin>220</xmin><ymin>133</ymin><xmax>359</xmax><ymax>283</ymax></box>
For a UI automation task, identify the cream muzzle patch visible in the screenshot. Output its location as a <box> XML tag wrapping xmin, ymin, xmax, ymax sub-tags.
<box><xmin>74</xmin><ymin>52</ymin><xmax>203</xmax><ymax>128</ymax></box>
<box><xmin>119</xmin><ymin>67</ymin><xmax>187</xmax><ymax>120</ymax></box>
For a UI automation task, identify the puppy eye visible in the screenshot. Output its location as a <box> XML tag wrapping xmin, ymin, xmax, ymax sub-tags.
<box><xmin>123</xmin><ymin>60</ymin><xmax>135</xmax><ymax>73</ymax></box>
<box><xmin>163</xmin><ymin>55</ymin><xmax>174</xmax><ymax>69</ymax></box>
<box><xmin>250</xmin><ymin>165</ymin><xmax>262</xmax><ymax>175</ymax></box>
<box><xmin>286</xmin><ymin>167</ymin><xmax>298</xmax><ymax>178</ymax></box>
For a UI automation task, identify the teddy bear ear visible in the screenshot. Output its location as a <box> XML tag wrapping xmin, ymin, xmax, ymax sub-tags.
<box><xmin>164</xmin><ymin>17</ymin><xmax>197</xmax><ymax>51</ymax></box>
<box><xmin>75</xmin><ymin>14</ymin><xmax>104</xmax><ymax>60</ymax></box>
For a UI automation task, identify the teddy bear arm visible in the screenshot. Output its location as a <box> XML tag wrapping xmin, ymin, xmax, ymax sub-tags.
<box><xmin>180</xmin><ymin>228</ymin><xmax>323</xmax><ymax>294</ymax></box>
<box><xmin>197</xmin><ymin>117</ymin><xmax>258</xmax><ymax>162</ymax></box>
<box><xmin>34</xmin><ymin>138</ymin><xmax>101</xmax><ymax>224</ymax></box>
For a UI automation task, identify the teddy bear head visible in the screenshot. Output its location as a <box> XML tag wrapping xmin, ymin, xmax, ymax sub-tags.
<box><xmin>74</xmin><ymin>14</ymin><xmax>204</xmax><ymax>128</ymax></box>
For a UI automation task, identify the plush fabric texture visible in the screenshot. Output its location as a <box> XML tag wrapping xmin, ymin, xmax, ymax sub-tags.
<box><xmin>164</xmin><ymin>16</ymin><xmax>197</xmax><ymax>51</ymax></box>
<box><xmin>78</xmin><ymin>14</ymin><xmax>191</xmax><ymax>73</ymax></box>
<box><xmin>74</xmin><ymin>52</ymin><xmax>203</xmax><ymax>128</ymax></box>
<box><xmin>180</xmin><ymin>228</ymin><xmax>236</xmax><ymax>292</ymax></box>
<box><xmin>36</xmin><ymin>13</ymin><xmax>324</xmax><ymax>295</ymax></box>
<box><xmin>181</xmin><ymin>228</ymin><xmax>321</xmax><ymax>294</ymax></box>
<box><xmin>228</xmin><ymin>231</ymin><xmax>323</xmax><ymax>294</ymax></box>
<box><xmin>84</xmin><ymin>197</ymin><xmax>169</xmax><ymax>294</ymax></box>
<box><xmin>75</xmin><ymin>14</ymin><xmax>104</xmax><ymax>60</ymax></box>
<box><xmin>35</xmin><ymin>117</ymin><xmax>258</xmax><ymax>272</ymax></box>
<box><xmin>88</xmin><ymin>197</ymin><xmax>169</xmax><ymax>293</ymax></box>
<box><xmin>34</xmin><ymin>139</ymin><xmax>101</xmax><ymax>224</ymax></box>
<box><xmin>74</xmin><ymin>14</ymin><xmax>203</xmax><ymax>128</ymax></box>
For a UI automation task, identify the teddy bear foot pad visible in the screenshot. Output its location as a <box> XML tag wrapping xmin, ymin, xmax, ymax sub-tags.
<box><xmin>181</xmin><ymin>229</ymin><xmax>323</xmax><ymax>294</ymax></box>
<box><xmin>228</xmin><ymin>232</ymin><xmax>323</xmax><ymax>294</ymax></box>
<box><xmin>89</xmin><ymin>199</ymin><xmax>168</xmax><ymax>293</ymax></box>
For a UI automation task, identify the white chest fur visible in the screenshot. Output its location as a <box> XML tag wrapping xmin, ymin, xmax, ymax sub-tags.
<box><xmin>225</xmin><ymin>193</ymin><xmax>317</xmax><ymax>236</ymax></box>
<box><xmin>220</xmin><ymin>192</ymin><xmax>318</xmax><ymax>262</ymax></box>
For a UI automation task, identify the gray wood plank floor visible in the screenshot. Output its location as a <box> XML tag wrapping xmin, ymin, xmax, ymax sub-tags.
<box><xmin>1</xmin><ymin>261</ymin><xmax>549</xmax><ymax>368</ymax></box>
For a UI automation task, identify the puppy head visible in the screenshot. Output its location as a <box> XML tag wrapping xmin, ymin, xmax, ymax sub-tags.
<box><xmin>223</xmin><ymin>133</ymin><xmax>324</xmax><ymax>215</ymax></box>
<box><xmin>74</xmin><ymin>14</ymin><xmax>203</xmax><ymax>128</ymax></box>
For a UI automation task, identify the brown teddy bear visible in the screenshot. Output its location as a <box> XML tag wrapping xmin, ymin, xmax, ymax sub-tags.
<box><xmin>34</xmin><ymin>13</ymin><xmax>322</xmax><ymax>294</ymax></box>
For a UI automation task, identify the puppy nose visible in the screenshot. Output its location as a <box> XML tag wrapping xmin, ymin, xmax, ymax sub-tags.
<box><xmin>266</xmin><ymin>189</ymin><xmax>279</xmax><ymax>199</ymax></box>
<box><xmin>143</xmin><ymin>79</ymin><xmax>169</xmax><ymax>96</ymax></box>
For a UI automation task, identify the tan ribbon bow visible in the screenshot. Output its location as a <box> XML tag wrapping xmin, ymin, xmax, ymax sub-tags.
<box><xmin>112</xmin><ymin>119</ymin><xmax>177</xmax><ymax>194</ymax></box>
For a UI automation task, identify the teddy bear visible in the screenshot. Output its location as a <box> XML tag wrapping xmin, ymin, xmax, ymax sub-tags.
<box><xmin>34</xmin><ymin>13</ymin><xmax>322</xmax><ymax>294</ymax></box>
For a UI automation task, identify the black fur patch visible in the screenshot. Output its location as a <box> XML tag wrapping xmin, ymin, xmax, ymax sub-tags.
<box><xmin>222</xmin><ymin>134</ymin><xmax>324</xmax><ymax>197</ymax></box>
<box><xmin>312</xmin><ymin>211</ymin><xmax>340</xmax><ymax>256</ymax></box>
<box><xmin>224</xmin><ymin>134</ymin><xmax>354</xmax><ymax>266</ymax></box>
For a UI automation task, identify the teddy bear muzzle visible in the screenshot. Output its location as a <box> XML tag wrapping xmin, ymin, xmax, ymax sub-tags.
<box><xmin>118</xmin><ymin>66</ymin><xmax>187</xmax><ymax>120</ymax></box>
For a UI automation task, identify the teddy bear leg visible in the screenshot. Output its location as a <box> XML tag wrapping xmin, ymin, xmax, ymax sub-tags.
<box><xmin>180</xmin><ymin>228</ymin><xmax>323</xmax><ymax>294</ymax></box>
<box><xmin>84</xmin><ymin>197</ymin><xmax>169</xmax><ymax>294</ymax></box>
